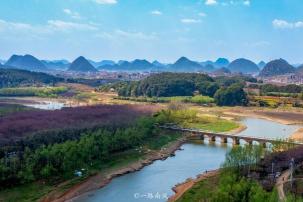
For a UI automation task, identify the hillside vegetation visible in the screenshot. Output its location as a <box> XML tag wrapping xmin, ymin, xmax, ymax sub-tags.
<box><xmin>109</xmin><ymin>73</ymin><xmax>252</xmax><ymax>106</ymax></box>
<box><xmin>0</xmin><ymin>86</ymin><xmax>68</xmax><ymax>97</ymax></box>
<box><xmin>0</xmin><ymin>68</ymin><xmax>63</xmax><ymax>88</ymax></box>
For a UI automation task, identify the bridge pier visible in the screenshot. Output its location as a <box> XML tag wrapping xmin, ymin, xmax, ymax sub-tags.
<box><xmin>200</xmin><ymin>134</ymin><xmax>204</xmax><ymax>141</ymax></box>
<box><xmin>221</xmin><ymin>137</ymin><xmax>228</xmax><ymax>144</ymax></box>
<box><xmin>261</xmin><ymin>142</ymin><xmax>267</xmax><ymax>148</ymax></box>
<box><xmin>210</xmin><ymin>136</ymin><xmax>216</xmax><ymax>142</ymax></box>
<box><xmin>233</xmin><ymin>137</ymin><xmax>240</xmax><ymax>145</ymax></box>
<box><xmin>247</xmin><ymin>140</ymin><xmax>253</xmax><ymax>145</ymax></box>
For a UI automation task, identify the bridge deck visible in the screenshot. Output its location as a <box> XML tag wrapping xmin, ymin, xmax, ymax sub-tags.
<box><xmin>159</xmin><ymin>125</ymin><xmax>303</xmax><ymax>145</ymax></box>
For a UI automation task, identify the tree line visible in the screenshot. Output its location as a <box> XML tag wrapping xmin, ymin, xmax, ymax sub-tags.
<box><xmin>0</xmin><ymin>117</ymin><xmax>157</xmax><ymax>189</ymax></box>
<box><xmin>0</xmin><ymin>68</ymin><xmax>63</xmax><ymax>88</ymax></box>
<box><xmin>112</xmin><ymin>73</ymin><xmax>251</xmax><ymax>106</ymax></box>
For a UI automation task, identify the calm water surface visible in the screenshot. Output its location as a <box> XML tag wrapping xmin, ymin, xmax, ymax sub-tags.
<box><xmin>75</xmin><ymin>117</ymin><xmax>301</xmax><ymax>202</ymax></box>
<box><xmin>24</xmin><ymin>101</ymin><xmax>65</xmax><ymax>110</ymax></box>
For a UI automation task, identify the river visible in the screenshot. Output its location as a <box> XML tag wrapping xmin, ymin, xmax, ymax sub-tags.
<box><xmin>75</xmin><ymin>117</ymin><xmax>301</xmax><ymax>202</ymax></box>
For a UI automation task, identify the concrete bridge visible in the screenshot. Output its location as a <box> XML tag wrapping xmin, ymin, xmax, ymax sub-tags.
<box><xmin>159</xmin><ymin>125</ymin><xmax>303</xmax><ymax>147</ymax></box>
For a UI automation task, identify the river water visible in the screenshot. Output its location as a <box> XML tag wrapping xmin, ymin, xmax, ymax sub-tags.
<box><xmin>75</xmin><ymin>117</ymin><xmax>301</xmax><ymax>202</ymax></box>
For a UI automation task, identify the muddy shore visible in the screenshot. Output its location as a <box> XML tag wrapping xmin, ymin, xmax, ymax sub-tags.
<box><xmin>41</xmin><ymin>137</ymin><xmax>187</xmax><ymax>202</ymax></box>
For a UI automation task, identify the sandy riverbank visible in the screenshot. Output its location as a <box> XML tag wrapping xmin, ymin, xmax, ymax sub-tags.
<box><xmin>41</xmin><ymin>137</ymin><xmax>187</xmax><ymax>202</ymax></box>
<box><xmin>290</xmin><ymin>128</ymin><xmax>303</xmax><ymax>142</ymax></box>
<box><xmin>224</xmin><ymin>108</ymin><xmax>303</xmax><ymax>125</ymax></box>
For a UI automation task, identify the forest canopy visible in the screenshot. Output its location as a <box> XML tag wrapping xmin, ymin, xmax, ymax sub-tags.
<box><xmin>114</xmin><ymin>72</ymin><xmax>250</xmax><ymax>106</ymax></box>
<box><xmin>0</xmin><ymin>68</ymin><xmax>63</xmax><ymax>88</ymax></box>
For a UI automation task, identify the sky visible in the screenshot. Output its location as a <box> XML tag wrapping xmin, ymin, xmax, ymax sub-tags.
<box><xmin>0</xmin><ymin>0</ymin><xmax>302</xmax><ymax>64</ymax></box>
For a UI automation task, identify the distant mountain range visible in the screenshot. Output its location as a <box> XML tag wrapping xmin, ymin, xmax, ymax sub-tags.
<box><xmin>296</xmin><ymin>65</ymin><xmax>303</xmax><ymax>75</ymax></box>
<box><xmin>98</xmin><ymin>57</ymin><xmax>225</xmax><ymax>72</ymax></box>
<box><xmin>258</xmin><ymin>61</ymin><xmax>266</xmax><ymax>69</ymax></box>
<box><xmin>259</xmin><ymin>59</ymin><xmax>296</xmax><ymax>77</ymax></box>
<box><xmin>42</xmin><ymin>60</ymin><xmax>70</xmax><ymax>70</ymax></box>
<box><xmin>68</xmin><ymin>56</ymin><xmax>98</xmax><ymax>72</ymax></box>
<box><xmin>168</xmin><ymin>57</ymin><xmax>211</xmax><ymax>72</ymax></box>
<box><xmin>99</xmin><ymin>59</ymin><xmax>157</xmax><ymax>72</ymax></box>
<box><xmin>227</xmin><ymin>58</ymin><xmax>259</xmax><ymax>74</ymax></box>
<box><xmin>5</xmin><ymin>54</ymin><xmax>47</xmax><ymax>71</ymax></box>
<box><xmin>89</xmin><ymin>60</ymin><xmax>115</xmax><ymax>67</ymax></box>
<box><xmin>1</xmin><ymin>54</ymin><xmax>302</xmax><ymax>76</ymax></box>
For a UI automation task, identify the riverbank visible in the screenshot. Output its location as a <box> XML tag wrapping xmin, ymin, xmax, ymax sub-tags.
<box><xmin>168</xmin><ymin>169</ymin><xmax>219</xmax><ymax>202</ymax></box>
<box><xmin>42</xmin><ymin>110</ymin><xmax>247</xmax><ymax>202</ymax></box>
<box><xmin>224</xmin><ymin>107</ymin><xmax>303</xmax><ymax>125</ymax></box>
<box><xmin>168</xmin><ymin>109</ymin><xmax>303</xmax><ymax>201</ymax></box>
<box><xmin>290</xmin><ymin>128</ymin><xmax>303</xmax><ymax>141</ymax></box>
<box><xmin>224</xmin><ymin>108</ymin><xmax>303</xmax><ymax>141</ymax></box>
<box><xmin>41</xmin><ymin>136</ymin><xmax>187</xmax><ymax>202</ymax></box>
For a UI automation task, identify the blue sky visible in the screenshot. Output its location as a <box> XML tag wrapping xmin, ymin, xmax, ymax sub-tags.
<box><xmin>0</xmin><ymin>0</ymin><xmax>302</xmax><ymax>64</ymax></box>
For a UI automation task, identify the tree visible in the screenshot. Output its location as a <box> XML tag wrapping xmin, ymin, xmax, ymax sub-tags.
<box><xmin>197</xmin><ymin>82</ymin><xmax>219</xmax><ymax>97</ymax></box>
<box><xmin>214</xmin><ymin>84</ymin><xmax>248</xmax><ymax>106</ymax></box>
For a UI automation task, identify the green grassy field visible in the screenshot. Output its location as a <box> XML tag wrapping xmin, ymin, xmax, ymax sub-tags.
<box><xmin>0</xmin><ymin>104</ymin><xmax>33</xmax><ymax>116</ymax></box>
<box><xmin>177</xmin><ymin>174</ymin><xmax>219</xmax><ymax>202</ymax></box>
<box><xmin>0</xmin><ymin>86</ymin><xmax>68</xmax><ymax>98</ymax></box>
<box><xmin>186</xmin><ymin>116</ymin><xmax>240</xmax><ymax>133</ymax></box>
<box><xmin>115</xmin><ymin>95</ymin><xmax>214</xmax><ymax>105</ymax></box>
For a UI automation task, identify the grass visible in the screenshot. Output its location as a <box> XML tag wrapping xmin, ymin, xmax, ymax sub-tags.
<box><xmin>250</xmin><ymin>95</ymin><xmax>298</xmax><ymax>108</ymax></box>
<box><xmin>0</xmin><ymin>104</ymin><xmax>32</xmax><ymax>116</ymax></box>
<box><xmin>182</xmin><ymin>115</ymin><xmax>240</xmax><ymax>133</ymax></box>
<box><xmin>0</xmin><ymin>183</ymin><xmax>53</xmax><ymax>202</ymax></box>
<box><xmin>0</xmin><ymin>86</ymin><xmax>68</xmax><ymax>98</ymax></box>
<box><xmin>187</xmin><ymin>119</ymin><xmax>239</xmax><ymax>133</ymax></box>
<box><xmin>145</xmin><ymin>132</ymin><xmax>182</xmax><ymax>150</ymax></box>
<box><xmin>115</xmin><ymin>95</ymin><xmax>214</xmax><ymax>105</ymax></box>
<box><xmin>176</xmin><ymin>174</ymin><xmax>219</xmax><ymax>202</ymax></box>
<box><xmin>0</xmin><ymin>131</ymin><xmax>182</xmax><ymax>202</ymax></box>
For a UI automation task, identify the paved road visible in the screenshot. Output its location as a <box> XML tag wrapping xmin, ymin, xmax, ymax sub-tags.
<box><xmin>276</xmin><ymin>169</ymin><xmax>290</xmax><ymax>201</ymax></box>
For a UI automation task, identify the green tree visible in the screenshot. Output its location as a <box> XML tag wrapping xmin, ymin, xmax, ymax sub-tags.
<box><xmin>214</xmin><ymin>83</ymin><xmax>248</xmax><ymax>106</ymax></box>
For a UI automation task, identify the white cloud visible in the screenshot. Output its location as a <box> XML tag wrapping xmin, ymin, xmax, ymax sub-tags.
<box><xmin>243</xmin><ymin>0</ymin><xmax>250</xmax><ymax>6</ymax></box>
<box><xmin>115</xmin><ymin>29</ymin><xmax>157</xmax><ymax>40</ymax></box>
<box><xmin>94</xmin><ymin>0</ymin><xmax>117</xmax><ymax>4</ymax></box>
<box><xmin>181</xmin><ymin>18</ymin><xmax>201</xmax><ymax>24</ymax></box>
<box><xmin>47</xmin><ymin>20</ymin><xmax>98</xmax><ymax>31</ymax></box>
<box><xmin>0</xmin><ymin>18</ymin><xmax>100</xmax><ymax>35</ymax></box>
<box><xmin>205</xmin><ymin>0</ymin><xmax>217</xmax><ymax>5</ymax></box>
<box><xmin>63</xmin><ymin>9</ymin><xmax>82</xmax><ymax>19</ymax></box>
<box><xmin>272</xmin><ymin>19</ymin><xmax>303</xmax><ymax>29</ymax></box>
<box><xmin>198</xmin><ymin>12</ymin><xmax>207</xmax><ymax>17</ymax></box>
<box><xmin>0</xmin><ymin>19</ymin><xmax>42</xmax><ymax>33</ymax></box>
<box><xmin>244</xmin><ymin>41</ymin><xmax>270</xmax><ymax>48</ymax></box>
<box><xmin>151</xmin><ymin>10</ymin><xmax>162</xmax><ymax>15</ymax></box>
<box><xmin>220</xmin><ymin>0</ymin><xmax>251</xmax><ymax>6</ymax></box>
<box><xmin>294</xmin><ymin>21</ymin><xmax>303</xmax><ymax>28</ymax></box>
